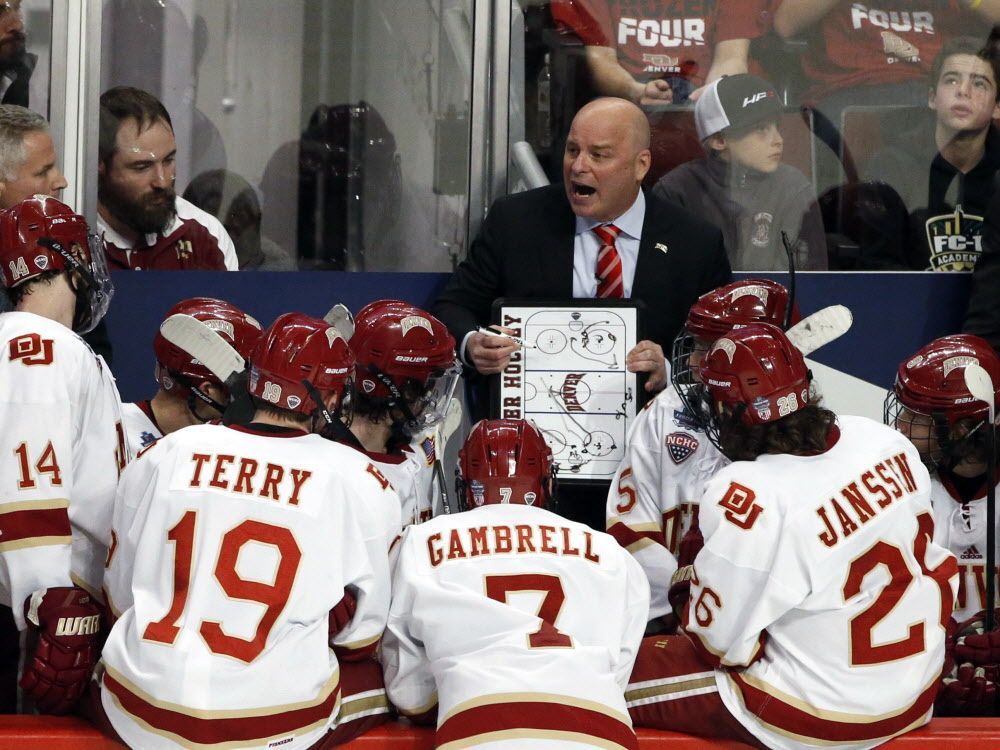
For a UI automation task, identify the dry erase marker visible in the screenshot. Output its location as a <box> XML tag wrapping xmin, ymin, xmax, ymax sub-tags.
<box><xmin>477</xmin><ymin>327</ymin><xmax>537</xmax><ymax>349</ymax></box>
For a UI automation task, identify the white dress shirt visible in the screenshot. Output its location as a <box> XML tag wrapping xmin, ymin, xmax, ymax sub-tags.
<box><xmin>572</xmin><ymin>191</ymin><xmax>645</xmax><ymax>299</ymax></box>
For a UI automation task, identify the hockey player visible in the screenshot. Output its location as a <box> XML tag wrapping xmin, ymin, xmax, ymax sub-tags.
<box><xmin>628</xmin><ymin>323</ymin><xmax>957</xmax><ymax>748</ymax></box>
<box><xmin>887</xmin><ymin>333</ymin><xmax>1000</xmax><ymax>715</ymax></box>
<box><xmin>122</xmin><ymin>296</ymin><xmax>262</xmax><ymax>455</ymax></box>
<box><xmin>338</xmin><ymin>299</ymin><xmax>460</xmax><ymax>527</ymax></box>
<box><xmin>382</xmin><ymin>419</ymin><xmax>649</xmax><ymax>748</ymax></box>
<box><xmin>606</xmin><ymin>278</ymin><xmax>796</xmax><ymax>625</ymax></box>
<box><xmin>0</xmin><ymin>196</ymin><xmax>124</xmax><ymax>714</ymax></box>
<box><xmin>95</xmin><ymin>313</ymin><xmax>400</xmax><ymax>749</ymax></box>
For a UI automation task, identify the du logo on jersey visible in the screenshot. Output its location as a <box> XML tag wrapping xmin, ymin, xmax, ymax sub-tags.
<box><xmin>925</xmin><ymin>207</ymin><xmax>984</xmax><ymax>271</ymax></box>
<box><xmin>665</xmin><ymin>432</ymin><xmax>698</xmax><ymax>464</ymax></box>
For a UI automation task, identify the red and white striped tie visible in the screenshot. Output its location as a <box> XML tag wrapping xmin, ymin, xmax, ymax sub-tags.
<box><xmin>593</xmin><ymin>223</ymin><xmax>624</xmax><ymax>299</ymax></box>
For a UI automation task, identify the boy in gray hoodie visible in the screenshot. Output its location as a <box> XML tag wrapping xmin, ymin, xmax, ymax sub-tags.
<box><xmin>653</xmin><ymin>74</ymin><xmax>827</xmax><ymax>271</ymax></box>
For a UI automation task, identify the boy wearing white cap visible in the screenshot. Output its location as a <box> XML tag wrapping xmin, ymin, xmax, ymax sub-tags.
<box><xmin>652</xmin><ymin>74</ymin><xmax>826</xmax><ymax>272</ymax></box>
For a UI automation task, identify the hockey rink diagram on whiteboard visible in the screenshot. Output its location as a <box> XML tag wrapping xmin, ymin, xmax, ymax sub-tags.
<box><xmin>497</xmin><ymin>305</ymin><xmax>639</xmax><ymax>480</ymax></box>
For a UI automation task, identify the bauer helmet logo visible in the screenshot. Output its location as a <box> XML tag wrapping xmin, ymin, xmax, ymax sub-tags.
<box><xmin>943</xmin><ymin>356</ymin><xmax>978</xmax><ymax>378</ymax></box>
<box><xmin>906</xmin><ymin>355</ymin><xmax>924</xmax><ymax>369</ymax></box>
<box><xmin>400</xmin><ymin>315</ymin><xmax>434</xmax><ymax>337</ymax></box>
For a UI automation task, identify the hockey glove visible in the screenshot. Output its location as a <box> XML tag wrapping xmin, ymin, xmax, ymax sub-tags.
<box><xmin>667</xmin><ymin>565</ymin><xmax>694</xmax><ymax>623</ymax></box>
<box><xmin>329</xmin><ymin>589</ymin><xmax>358</xmax><ymax>640</ymax></box>
<box><xmin>20</xmin><ymin>587</ymin><xmax>102</xmax><ymax>714</ymax></box>
<box><xmin>937</xmin><ymin>662</ymin><xmax>999</xmax><ymax>716</ymax></box>
<box><xmin>676</xmin><ymin>523</ymin><xmax>704</xmax><ymax>568</ymax></box>
<box><xmin>954</xmin><ymin>610</ymin><xmax>1000</xmax><ymax>666</ymax></box>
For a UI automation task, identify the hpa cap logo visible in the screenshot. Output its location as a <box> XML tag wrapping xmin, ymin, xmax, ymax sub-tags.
<box><xmin>665</xmin><ymin>432</ymin><xmax>698</xmax><ymax>464</ymax></box>
<box><xmin>400</xmin><ymin>315</ymin><xmax>433</xmax><ymax>337</ymax></box>
<box><xmin>743</xmin><ymin>90</ymin><xmax>773</xmax><ymax>108</ymax></box>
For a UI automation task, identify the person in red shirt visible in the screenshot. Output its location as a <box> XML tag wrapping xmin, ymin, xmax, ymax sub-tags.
<box><xmin>98</xmin><ymin>86</ymin><xmax>239</xmax><ymax>271</ymax></box>
<box><xmin>550</xmin><ymin>0</ymin><xmax>772</xmax><ymax>104</ymax></box>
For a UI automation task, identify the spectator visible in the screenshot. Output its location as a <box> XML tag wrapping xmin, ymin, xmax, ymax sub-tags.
<box><xmin>550</xmin><ymin>0</ymin><xmax>771</xmax><ymax>104</ymax></box>
<box><xmin>858</xmin><ymin>36</ymin><xmax>1000</xmax><ymax>270</ymax></box>
<box><xmin>886</xmin><ymin>334</ymin><xmax>1000</xmax><ymax>716</ymax></box>
<box><xmin>0</xmin><ymin>1</ymin><xmax>32</xmax><ymax>107</ymax></box>
<box><xmin>653</xmin><ymin>74</ymin><xmax>827</xmax><ymax>270</ymax></box>
<box><xmin>627</xmin><ymin>323</ymin><xmax>956</xmax><ymax>747</ymax></box>
<box><xmin>97</xmin><ymin>86</ymin><xmax>238</xmax><ymax>270</ymax></box>
<box><xmin>121</xmin><ymin>297</ymin><xmax>262</xmax><ymax>457</ymax></box>
<box><xmin>184</xmin><ymin>170</ymin><xmax>296</xmax><ymax>270</ymax></box>
<box><xmin>0</xmin><ymin>198</ymin><xmax>124</xmax><ymax>715</ymax></box>
<box><xmin>93</xmin><ymin>313</ymin><xmax>398</xmax><ymax>747</ymax></box>
<box><xmin>0</xmin><ymin>105</ymin><xmax>65</xmax><ymax>207</ymax></box>
<box><xmin>382</xmin><ymin>419</ymin><xmax>649</xmax><ymax>746</ymax></box>
<box><xmin>773</xmin><ymin>0</ymin><xmax>1000</xmax><ymax>181</ymax></box>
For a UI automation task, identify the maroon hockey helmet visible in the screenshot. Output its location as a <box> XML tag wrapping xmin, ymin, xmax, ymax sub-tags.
<box><xmin>248</xmin><ymin>312</ymin><xmax>355</xmax><ymax>424</ymax></box>
<box><xmin>672</xmin><ymin>279</ymin><xmax>799</xmax><ymax>418</ymax></box>
<box><xmin>0</xmin><ymin>196</ymin><xmax>114</xmax><ymax>333</ymax></box>
<box><xmin>457</xmin><ymin>419</ymin><xmax>557</xmax><ymax>512</ymax></box>
<box><xmin>153</xmin><ymin>297</ymin><xmax>262</xmax><ymax>407</ymax></box>
<box><xmin>697</xmin><ymin>323</ymin><xmax>810</xmax><ymax>443</ymax></box>
<box><xmin>885</xmin><ymin>334</ymin><xmax>1000</xmax><ymax>467</ymax></box>
<box><xmin>349</xmin><ymin>300</ymin><xmax>460</xmax><ymax>435</ymax></box>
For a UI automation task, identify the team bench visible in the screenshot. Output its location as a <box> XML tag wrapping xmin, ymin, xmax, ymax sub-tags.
<box><xmin>1</xmin><ymin>716</ymin><xmax>998</xmax><ymax>748</ymax></box>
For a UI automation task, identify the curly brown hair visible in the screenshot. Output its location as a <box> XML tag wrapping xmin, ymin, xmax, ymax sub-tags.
<box><xmin>718</xmin><ymin>401</ymin><xmax>837</xmax><ymax>462</ymax></box>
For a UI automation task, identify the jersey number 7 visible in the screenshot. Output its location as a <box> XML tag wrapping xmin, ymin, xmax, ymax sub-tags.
<box><xmin>485</xmin><ymin>573</ymin><xmax>573</xmax><ymax>649</ymax></box>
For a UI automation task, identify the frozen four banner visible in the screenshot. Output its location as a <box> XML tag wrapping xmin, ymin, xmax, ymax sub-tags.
<box><xmin>492</xmin><ymin>299</ymin><xmax>641</xmax><ymax>482</ymax></box>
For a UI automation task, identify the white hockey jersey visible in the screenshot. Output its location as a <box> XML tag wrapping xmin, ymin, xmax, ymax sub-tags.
<box><xmin>685</xmin><ymin>415</ymin><xmax>957</xmax><ymax>750</ymax></box>
<box><xmin>121</xmin><ymin>400</ymin><xmax>163</xmax><ymax>457</ymax></box>
<box><xmin>382</xmin><ymin>503</ymin><xmax>650</xmax><ymax>749</ymax></box>
<box><xmin>100</xmin><ymin>423</ymin><xmax>399</xmax><ymax>750</ymax></box>
<box><xmin>929</xmin><ymin>473</ymin><xmax>1000</xmax><ymax>623</ymax></box>
<box><xmin>360</xmin><ymin>436</ymin><xmax>442</xmax><ymax>528</ymax></box>
<box><xmin>0</xmin><ymin>311</ymin><xmax>126</xmax><ymax>627</ymax></box>
<box><xmin>605</xmin><ymin>388</ymin><xmax>727</xmax><ymax>618</ymax></box>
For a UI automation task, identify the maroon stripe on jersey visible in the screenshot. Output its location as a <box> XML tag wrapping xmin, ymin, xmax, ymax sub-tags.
<box><xmin>103</xmin><ymin>670</ymin><xmax>340</xmax><ymax>744</ymax></box>
<box><xmin>730</xmin><ymin>672</ymin><xmax>936</xmax><ymax>742</ymax></box>
<box><xmin>0</xmin><ymin>506</ymin><xmax>71</xmax><ymax>544</ymax></box>
<box><xmin>607</xmin><ymin>521</ymin><xmax>662</xmax><ymax>549</ymax></box>
<box><xmin>685</xmin><ymin>622</ymin><xmax>767</xmax><ymax>671</ymax></box>
<box><xmin>436</xmin><ymin>699</ymin><xmax>638</xmax><ymax>749</ymax></box>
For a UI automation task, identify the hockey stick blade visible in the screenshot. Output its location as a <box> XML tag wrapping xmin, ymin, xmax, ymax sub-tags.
<box><xmin>160</xmin><ymin>314</ymin><xmax>246</xmax><ymax>387</ymax></box>
<box><xmin>964</xmin><ymin>363</ymin><xmax>996</xmax><ymax>424</ymax></box>
<box><xmin>785</xmin><ymin>305</ymin><xmax>853</xmax><ymax>356</ymax></box>
<box><xmin>323</xmin><ymin>303</ymin><xmax>355</xmax><ymax>339</ymax></box>
<box><xmin>431</xmin><ymin>398</ymin><xmax>464</xmax><ymax>516</ymax></box>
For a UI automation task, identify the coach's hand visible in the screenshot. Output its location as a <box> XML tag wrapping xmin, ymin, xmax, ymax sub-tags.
<box><xmin>627</xmin><ymin>340</ymin><xmax>668</xmax><ymax>392</ymax></box>
<box><xmin>467</xmin><ymin>327</ymin><xmax>519</xmax><ymax>375</ymax></box>
<box><xmin>20</xmin><ymin>587</ymin><xmax>102</xmax><ymax>714</ymax></box>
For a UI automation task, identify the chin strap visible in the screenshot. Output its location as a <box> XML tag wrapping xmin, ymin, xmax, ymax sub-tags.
<box><xmin>169</xmin><ymin>370</ymin><xmax>228</xmax><ymax>423</ymax></box>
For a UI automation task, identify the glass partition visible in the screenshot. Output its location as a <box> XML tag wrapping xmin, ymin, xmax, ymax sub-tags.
<box><xmin>99</xmin><ymin>0</ymin><xmax>474</xmax><ymax>271</ymax></box>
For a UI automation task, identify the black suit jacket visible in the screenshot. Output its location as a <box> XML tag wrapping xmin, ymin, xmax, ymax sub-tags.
<box><xmin>433</xmin><ymin>183</ymin><xmax>731</xmax><ymax>377</ymax></box>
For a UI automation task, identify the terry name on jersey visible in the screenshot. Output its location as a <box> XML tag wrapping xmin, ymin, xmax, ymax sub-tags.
<box><xmin>815</xmin><ymin>451</ymin><xmax>919</xmax><ymax>548</ymax></box>
<box><xmin>188</xmin><ymin>452</ymin><xmax>312</xmax><ymax>505</ymax></box>
<box><xmin>427</xmin><ymin>523</ymin><xmax>601</xmax><ymax>566</ymax></box>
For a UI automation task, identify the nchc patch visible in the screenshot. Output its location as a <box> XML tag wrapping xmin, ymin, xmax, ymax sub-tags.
<box><xmin>665</xmin><ymin>432</ymin><xmax>698</xmax><ymax>464</ymax></box>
